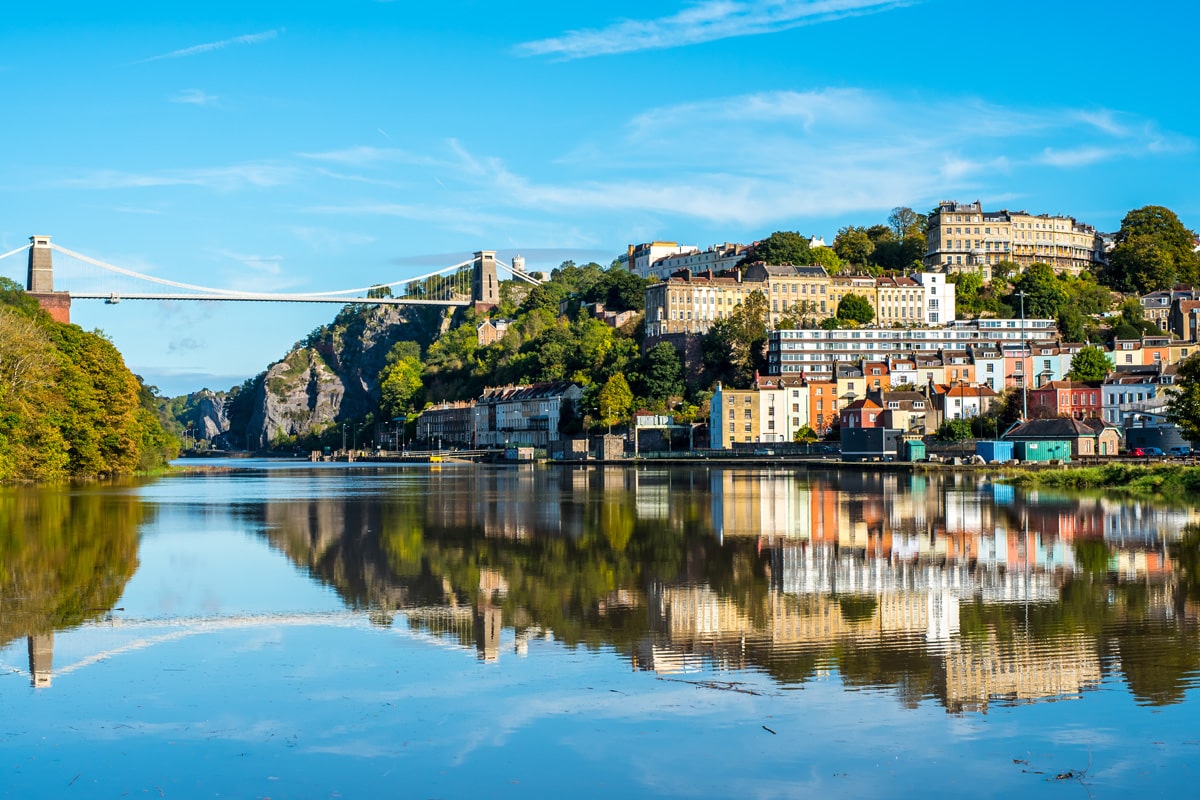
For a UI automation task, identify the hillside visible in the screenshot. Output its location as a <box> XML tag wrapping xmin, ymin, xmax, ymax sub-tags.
<box><xmin>0</xmin><ymin>279</ymin><xmax>177</xmax><ymax>481</ymax></box>
<box><xmin>166</xmin><ymin>260</ymin><xmax>691</xmax><ymax>451</ymax></box>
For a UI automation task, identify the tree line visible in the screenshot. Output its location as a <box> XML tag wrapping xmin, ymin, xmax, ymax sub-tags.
<box><xmin>0</xmin><ymin>278</ymin><xmax>177</xmax><ymax>481</ymax></box>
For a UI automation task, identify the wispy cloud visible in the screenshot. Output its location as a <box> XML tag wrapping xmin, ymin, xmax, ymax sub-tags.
<box><xmin>61</xmin><ymin>163</ymin><xmax>299</xmax><ymax>192</ymax></box>
<box><xmin>297</xmin><ymin>146</ymin><xmax>441</xmax><ymax>168</ymax></box>
<box><xmin>213</xmin><ymin>248</ymin><xmax>284</xmax><ymax>275</ymax></box>
<box><xmin>133</xmin><ymin>29</ymin><xmax>282</xmax><ymax>64</ymax></box>
<box><xmin>1037</xmin><ymin>146</ymin><xmax>1120</xmax><ymax>168</ymax></box>
<box><xmin>418</xmin><ymin>89</ymin><xmax>1190</xmax><ymax>227</ymax></box>
<box><xmin>170</xmin><ymin>89</ymin><xmax>219</xmax><ymax>106</ymax></box>
<box><xmin>514</xmin><ymin>0</ymin><xmax>915</xmax><ymax>59</ymax></box>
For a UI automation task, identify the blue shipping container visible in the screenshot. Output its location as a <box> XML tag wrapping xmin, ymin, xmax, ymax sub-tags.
<box><xmin>976</xmin><ymin>440</ymin><xmax>1014</xmax><ymax>463</ymax></box>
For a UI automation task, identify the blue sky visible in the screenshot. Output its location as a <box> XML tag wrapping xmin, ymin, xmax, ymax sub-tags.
<box><xmin>2</xmin><ymin>0</ymin><xmax>1198</xmax><ymax>395</ymax></box>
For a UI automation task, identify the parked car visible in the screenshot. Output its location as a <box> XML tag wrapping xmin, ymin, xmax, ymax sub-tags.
<box><xmin>1142</xmin><ymin>446</ymin><xmax>1165</xmax><ymax>457</ymax></box>
<box><xmin>1169</xmin><ymin>446</ymin><xmax>1193</xmax><ymax>457</ymax></box>
<box><xmin>1129</xmin><ymin>447</ymin><xmax>1145</xmax><ymax>457</ymax></box>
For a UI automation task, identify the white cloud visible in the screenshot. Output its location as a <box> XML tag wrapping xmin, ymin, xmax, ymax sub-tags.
<box><xmin>422</xmin><ymin>88</ymin><xmax>1191</xmax><ymax>227</ymax></box>
<box><xmin>514</xmin><ymin>0</ymin><xmax>916</xmax><ymax>59</ymax></box>
<box><xmin>133</xmin><ymin>29</ymin><xmax>282</xmax><ymax>64</ymax></box>
<box><xmin>61</xmin><ymin>163</ymin><xmax>299</xmax><ymax>192</ymax></box>
<box><xmin>170</xmin><ymin>89</ymin><xmax>219</xmax><ymax>106</ymax></box>
<box><xmin>213</xmin><ymin>248</ymin><xmax>284</xmax><ymax>275</ymax></box>
<box><xmin>1037</xmin><ymin>146</ymin><xmax>1120</xmax><ymax>168</ymax></box>
<box><xmin>297</xmin><ymin>146</ymin><xmax>441</xmax><ymax>168</ymax></box>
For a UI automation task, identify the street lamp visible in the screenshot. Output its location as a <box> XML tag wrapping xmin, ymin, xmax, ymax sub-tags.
<box><xmin>342</xmin><ymin>423</ymin><xmax>348</xmax><ymax>454</ymax></box>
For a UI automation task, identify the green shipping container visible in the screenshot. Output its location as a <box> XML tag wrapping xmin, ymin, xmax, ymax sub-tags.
<box><xmin>1014</xmin><ymin>440</ymin><xmax>1072</xmax><ymax>462</ymax></box>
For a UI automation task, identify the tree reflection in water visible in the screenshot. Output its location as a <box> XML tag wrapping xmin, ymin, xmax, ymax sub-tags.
<box><xmin>245</xmin><ymin>467</ymin><xmax>1200</xmax><ymax>711</ymax></box>
<box><xmin>0</xmin><ymin>484</ymin><xmax>144</xmax><ymax>686</ymax></box>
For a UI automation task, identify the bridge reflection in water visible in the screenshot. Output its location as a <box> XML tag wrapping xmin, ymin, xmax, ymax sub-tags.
<box><xmin>3</xmin><ymin>467</ymin><xmax>1198</xmax><ymax>711</ymax></box>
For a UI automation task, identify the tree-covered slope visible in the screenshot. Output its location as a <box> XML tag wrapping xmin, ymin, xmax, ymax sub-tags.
<box><xmin>0</xmin><ymin>279</ymin><xmax>177</xmax><ymax>481</ymax></box>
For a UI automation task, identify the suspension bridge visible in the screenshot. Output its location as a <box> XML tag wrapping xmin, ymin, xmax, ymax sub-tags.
<box><xmin>0</xmin><ymin>235</ymin><xmax>542</xmax><ymax>324</ymax></box>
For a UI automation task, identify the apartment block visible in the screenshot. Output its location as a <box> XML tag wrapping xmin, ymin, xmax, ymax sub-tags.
<box><xmin>766</xmin><ymin>318</ymin><xmax>1057</xmax><ymax>376</ymax></box>
<box><xmin>619</xmin><ymin>241</ymin><xmax>748</xmax><ymax>280</ymax></box>
<box><xmin>925</xmin><ymin>199</ymin><xmax>1104</xmax><ymax>278</ymax></box>
<box><xmin>710</xmin><ymin>379</ymin><xmax>811</xmax><ymax>448</ymax></box>
<box><xmin>473</xmin><ymin>381</ymin><xmax>583</xmax><ymax>449</ymax></box>
<box><xmin>644</xmin><ymin>265</ymin><xmax>956</xmax><ymax>342</ymax></box>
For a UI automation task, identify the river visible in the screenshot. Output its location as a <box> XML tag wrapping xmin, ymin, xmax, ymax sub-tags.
<box><xmin>2</xmin><ymin>462</ymin><xmax>1199</xmax><ymax>798</ymax></box>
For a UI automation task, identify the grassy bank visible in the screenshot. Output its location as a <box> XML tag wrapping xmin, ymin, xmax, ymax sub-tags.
<box><xmin>1004</xmin><ymin>463</ymin><xmax>1200</xmax><ymax>497</ymax></box>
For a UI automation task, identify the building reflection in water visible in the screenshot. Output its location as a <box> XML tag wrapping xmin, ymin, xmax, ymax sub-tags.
<box><xmin>9</xmin><ymin>468</ymin><xmax>1196</xmax><ymax>710</ymax></box>
<box><xmin>245</xmin><ymin>467</ymin><xmax>1200</xmax><ymax>711</ymax></box>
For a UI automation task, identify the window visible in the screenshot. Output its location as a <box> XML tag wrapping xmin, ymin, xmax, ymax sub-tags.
<box><xmin>744</xmin><ymin>423</ymin><xmax>752</xmax><ymax>432</ymax></box>
<box><xmin>744</xmin><ymin>409</ymin><xmax>752</xmax><ymax>418</ymax></box>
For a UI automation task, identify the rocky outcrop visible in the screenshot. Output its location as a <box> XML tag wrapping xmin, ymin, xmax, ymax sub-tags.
<box><xmin>243</xmin><ymin>303</ymin><xmax>444</xmax><ymax>447</ymax></box>
<box><xmin>249</xmin><ymin>349</ymin><xmax>345</xmax><ymax>446</ymax></box>
<box><xmin>190</xmin><ymin>390</ymin><xmax>228</xmax><ymax>439</ymax></box>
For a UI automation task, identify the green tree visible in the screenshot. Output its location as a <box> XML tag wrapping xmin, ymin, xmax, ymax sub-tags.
<box><xmin>888</xmin><ymin>206</ymin><xmax>927</xmax><ymax>239</ymax></box>
<box><xmin>1006</xmin><ymin>263</ymin><xmax>1067</xmax><ymax>319</ymax></box>
<box><xmin>1167</xmin><ymin>353</ymin><xmax>1200</xmax><ymax>441</ymax></box>
<box><xmin>992</xmin><ymin>260</ymin><xmax>1020</xmax><ymax>282</ymax></box>
<box><xmin>746</xmin><ymin>231</ymin><xmax>812</xmax><ymax>265</ymax></box>
<box><xmin>597</xmin><ymin>373</ymin><xmax>633</xmax><ymax>428</ymax></box>
<box><xmin>936</xmin><ymin>418</ymin><xmax>973</xmax><ymax>442</ymax></box>
<box><xmin>794</xmin><ymin>425</ymin><xmax>818</xmax><ymax>444</ymax></box>
<box><xmin>1057</xmin><ymin>306</ymin><xmax>1087</xmax><ymax>342</ymax></box>
<box><xmin>1104</xmin><ymin>205</ymin><xmax>1200</xmax><ymax>293</ymax></box>
<box><xmin>833</xmin><ymin>226</ymin><xmax>874</xmax><ymax>265</ymax></box>
<box><xmin>379</xmin><ymin>341</ymin><xmax>424</xmax><ymax>417</ymax></box>
<box><xmin>809</xmin><ymin>247</ymin><xmax>842</xmax><ymax>271</ymax></box>
<box><xmin>701</xmin><ymin>290</ymin><xmax>769</xmax><ymax>388</ymax></box>
<box><xmin>585</xmin><ymin>268</ymin><xmax>648</xmax><ymax>312</ymax></box>
<box><xmin>638</xmin><ymin>342</ymin><xmax>685</xmax><ymax>402</ymax></box>
<box><xmin>1066</xmin><ymin>345</ymin><xmax>1111</xmax><ymax>382</ymax></box>
<box><xmin>1061</xmin><ymin>274</ymin><xmax>1114</xmax><ymax>316</ymax></box>
<box><xmin>819</xmin><ymin>316</ymin><xmax>842</xmax><ymax>330</ymax></box>
<box><xmin>836</xmin><ymin>293</ymin><xmax>875</xmax><ymax>325</ymax></box>
<box><xmin>949</xmin><ymin>271</ymin><xmax>984</xmax><ymax>317</ymax></box>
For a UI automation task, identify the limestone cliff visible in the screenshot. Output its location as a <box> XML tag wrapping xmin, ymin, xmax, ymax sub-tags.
<box><xmin>189</xmin><ymin>390</ymin><xmax>229</xmax><ymax>439</ymax></box>
<box><xmin>243</xmin><ymin>303</ymin><xmax>444</xmax><ymax>447</ymax></box>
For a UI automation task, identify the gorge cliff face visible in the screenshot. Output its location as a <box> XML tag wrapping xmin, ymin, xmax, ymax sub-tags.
<box><xmin>189</xmin><ymin>390</ymin><xmax>229</xmax><ymax>439</ymax></box>
<box><xmin>244</xmin><ymin>303</ymin><xmax>443</xmax><ymax>447</ymax></box>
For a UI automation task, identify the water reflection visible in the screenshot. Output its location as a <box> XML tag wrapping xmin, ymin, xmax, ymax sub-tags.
<box><xmin>231</xmin><ymin>466</ymin><xmax>1200</xmax><ymax>711</ymax></box>
<box><xmin>0</xmin><ymin>485</ymin><xmax>145</xmax><ymax>687</ymax></box>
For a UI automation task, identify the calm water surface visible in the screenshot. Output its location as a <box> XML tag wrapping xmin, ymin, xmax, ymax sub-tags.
<box><xmin>3</xmin><ymin>462</ymin><xmax>1200</xmax><ymax>798</ymax></box>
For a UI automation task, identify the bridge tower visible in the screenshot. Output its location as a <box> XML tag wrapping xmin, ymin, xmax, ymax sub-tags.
<box><xmin>472</xmin><ymin>250</ymin><xmax>499</xmax><ymax>311</ymax></box>
<box><xmin>26</xmin><ymin>235</ymin><xmax>71</xmax><ymax>323</ymax></box>
<box><xmin>28</xmin><ymin>633</ymin><xmax>53</xmax><ymax>689</ymax></box>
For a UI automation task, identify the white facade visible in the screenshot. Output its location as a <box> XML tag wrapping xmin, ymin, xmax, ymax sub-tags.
<box><xmin>767</xmin><ymin>319</ymin><xmax>1056</xmax><ymax>375</ymax></box>
<box><xmin>473</xmin><ymin>382</ymin><xmax>584</xmax><ymax>448</ymax></box>
<box><xmin>618</xmin><ymin>242</ymin><xmax>696</xmax><ymax>278</ymax></box>
<box><xmin>641</xmin><ymin>243</ymin><xmax>748</xmax><ymax>280</ymax></box>
<box><xmin>914</xmin><ymin>272</ymin><xmax>955</xmax><ymax>325</ymax></box>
